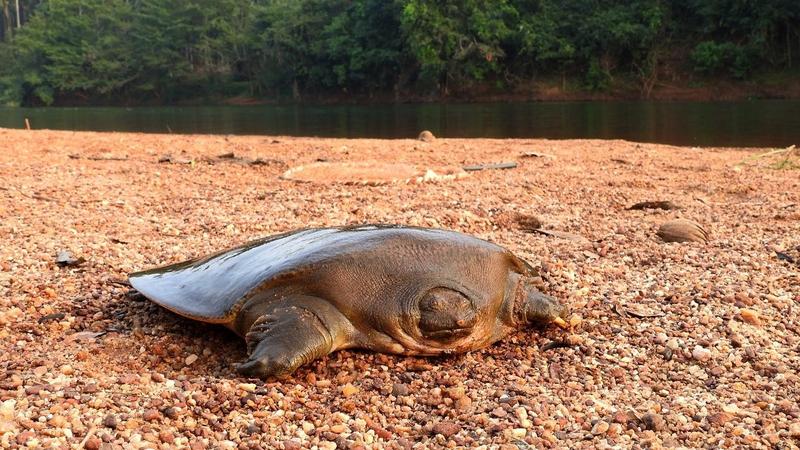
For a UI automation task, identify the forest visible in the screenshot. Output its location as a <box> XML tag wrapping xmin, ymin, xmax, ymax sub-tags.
<box><xmin>1</xmin><ymin>0</ymin><xmax>799</xmax><ymax>106</ymax></box>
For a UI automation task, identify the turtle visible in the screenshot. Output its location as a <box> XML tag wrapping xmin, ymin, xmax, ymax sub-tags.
<box><xmin>129</xmin><ymin>225</ymin><xmax>568</xmax><ymax>379</ymax></box>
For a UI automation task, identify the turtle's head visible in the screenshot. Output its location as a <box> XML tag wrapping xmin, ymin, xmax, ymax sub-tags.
<box><xmin>511</xmin><ymin>278</ymin><xmax>568</xmax><ymax>327</ymax></box>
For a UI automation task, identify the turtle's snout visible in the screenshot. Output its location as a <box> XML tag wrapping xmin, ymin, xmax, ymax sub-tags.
<box><xmin>524</xmin><ymin>289</ymin><xmax>568</xmax><ymax>325</ymax></box>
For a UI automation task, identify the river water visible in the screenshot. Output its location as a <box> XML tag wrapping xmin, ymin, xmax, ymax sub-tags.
<box><xmin>1</xmin><ymin>100</ymin><xmax>798</xmax><ymax>147</ymax></box>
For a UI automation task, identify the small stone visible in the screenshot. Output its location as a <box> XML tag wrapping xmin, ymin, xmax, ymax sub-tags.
<box><xmin>510</xmin><ymin>428</ymin><xmax>526</xmax><ymax>438</ymax></box>
<box><xmin>60</xmin><ymin>365</ymin><xmax>74</xmax><ymax>375</ymax></box>
<box><xmin>592</xmin><ymin>421</ymin><xmax>610</xmax><ymax>435</ymax></box>
<box><xmin>707</xmin><ymin>412</ymin><xmax>734</xmax><ymax>426</ymax></box>
<box><xmin>318</xmin><ymin>441</ymin><xmax>337</xmax><ymax>450</ymax></box>
<box><xmin>48</xmin><ymin>415</ymin><xmax>67</xmax><ymax>427</ymax></box>
<box><xmin>455</xmin><ymin>396</ymin><xmax>472</xmax><ymax>410</ymax></box>
<box><xmin>0</xmin><ymin>400</ymin><xmax>15</xmax><ymax>420</ymax></box>
<box><xmin>238</xmin><ymin>383</ymin><xmax>257</xmax><ymax>393</ymax></box>
<box><xmin>491</xmin><ymin>407</ymin><xmax>508</xmax><ymax>418</ymax></box>
<box><xmin>641</xmin><ymin>413</ymin><xmax>665</xmax><ymax>431</ymax></box>
<box><xmin>445</xmin><ymin>386</ymin><xmax>466</xmax><ymax>400</ymax></box>
<box><xmin>432</xmin><ymin>421</ymin><xmax>460</xmax><ymax>437</ymax></box>
<box><xmin>143</xmin><ymin>409</ymin><xmax>160</xmax><ymax>422</ymax></box>
<box><xmin>283</xmin><ymin>440</ymin><xmax>302</xmax><ymax>450</ymax></box>
<box><xmin>16</xmin><ymin>431</ymin><xmax>34</xmax><ymax>445</ymax></box>
<box><xmin>739</xmin><ymin>309</ymin><xmax>762</xmax><ymax>326</ymax></box>
<box><xmin>341</xmin><ymin>383</ymin><xmax>359</xmax><ymax>397</ymax></box>
<box><xmin>692</xmin><ymin>345</ymin><xmax>711</xmax><ymax>362</ymax></box>
<box><xmin>790</xmin><ymin>422</ymin><xmax>800</xmax><ymax>438</ymax></box>
<box><xmin>185</xmin><ymin>354</ymin><xmax>198</xmax><ymax>365</ymax></box>
<box><xmin>159</xmin><ymin>431</ymin><xmax>175</xmax><ymax>443</ymax></box>
<box><xmin>102</xmin><ymin>414</ymin><xmax>118</xmax><ymax>429</ymax></box>
<box><xmin>163</xmin><ymin>407</ymin><xmax>179</xmax><ymax>420</ymax></box>
<box><xmin>391</xmin><ymin>383</ymin><xmax>409</xmax><ymax>397</ymax></box>
<box><xmin>418</xmin><ymin>130</ymin><xmax>436</xmax><ymax>143</ymax></box>
<box><xmin>84</xmin><ymin>437</ymin><xmax>102</xmax><ymax>450</ymax></box>
<box><xmin>607</xmin><ymin>423</ymin><xmax>623</xmax><ymax>436</ymax></box>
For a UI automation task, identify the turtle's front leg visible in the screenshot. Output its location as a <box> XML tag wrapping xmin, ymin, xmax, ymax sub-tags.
<box><xmin>235</xmin><ymin>296</ymin><xmax>351</xmax><ymax>379</ymax></box>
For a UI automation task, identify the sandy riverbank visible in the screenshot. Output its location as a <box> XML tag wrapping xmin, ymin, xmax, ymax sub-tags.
<box><xmin>0</xmin><ymin>128</ymin><xmax>798</xmax><ymax>449</ymax></box>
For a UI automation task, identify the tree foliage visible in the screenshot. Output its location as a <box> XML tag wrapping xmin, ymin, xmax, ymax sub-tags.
<box><xmin>0</xmin><ymin>0</ymin><xmax>798</xmax><ymax>105</ymax></box>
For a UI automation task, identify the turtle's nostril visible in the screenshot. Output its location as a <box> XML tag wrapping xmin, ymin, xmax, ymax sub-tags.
<box><xmin>456</xmin><ymin>319</ymin><xmax>467</xmax><ymax>327</ymax></box>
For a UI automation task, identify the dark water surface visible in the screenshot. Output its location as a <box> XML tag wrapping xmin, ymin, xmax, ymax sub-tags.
<box><xmin>1</xmin><ymin>101</ymin><xmax>799</xmax><ymax>147</ymax></box>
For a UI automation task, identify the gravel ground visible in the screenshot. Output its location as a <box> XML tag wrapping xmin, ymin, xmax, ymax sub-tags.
<box><xmin>1</xmin><ymin>128</ymin><xmax>799</xmax><ymax>449</ymax></box>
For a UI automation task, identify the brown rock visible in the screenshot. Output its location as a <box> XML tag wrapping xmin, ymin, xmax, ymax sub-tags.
<box><xmin>592</xmin><ymin>421</ymin><xmax>610</xmax><ymax>435</ymax></box>
<box><xmin>739</xmin><ymin>309</ymin><xmax>762</xmax><ymax>326</ymax></box>
<box><xmin>84</xmin><ymin>437</ymin><xmax>102</xmax><ymax>450</ymax></box>
<box><xmin>432</xmin><ymin>421</ymin><xmax>460</xmax><ymax>438</ymax></box>
<box><xmin>143</xmin><ymin>409</ymin><xmax>160</xmax><ymax>422</ymax></box>
<box><xmin>392</xmin><ymin>383</ymin><xmax>409</xmax><ymax>397</ymax></box>
<box><xmin>657</xmin><ymin>219</ymin><xmax>709</xmax><ymax>243</ymax></box>
<box><xmin>159</xmin><ymin>431</ymin><xmax>175</xmax><ymax>444</ymax></box>
<box><xmin>445</xmin><ymin>386</ymin><xmax>466</xmax><ymax>400</ymax></box>
<box><xmin>418</xmin><ymin>130</ymin><xmax>435</xmax><ymax>143</ymax></box>
<box><xmin>16</xmin><ymin>431</ymin><xmax>35</xmax><ymax>445</ymax></box>
<box><xmin>641</xmin><ymin>413</ymin><xmax>666</xmax><ymax>431</ymax></box>
<box><xmin>707</xmin><ymin>412</ymin><xmax>734</xmax><ymax>426</ymax></box>
<box><xmin>163</xmin><ymin>407</ymin><xmax>179</xmax><ymax>420</ymax></box>
<box><xmin>102</xmin><ymin>414</ymin><xmax>118</xmax><ymax>429</ymax></box>
<box><xmin>283</xmin><ymin>440</ymin><xmax>302</xmax><ymax>450</ymax></box>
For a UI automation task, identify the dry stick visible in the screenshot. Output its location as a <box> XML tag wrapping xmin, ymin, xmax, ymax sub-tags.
<box><xmin>24</xmin><ymin>118</ymin><xmax>31</xmax><ymax>130</ymax></box>
<box><xmin>79</xmin><ymin>426</ymin><xmax>96</xmax><ymax>448</ymax></box>
<box><xmin>735</xmin><ymin>145</ymin><xmax>796</xmax><ymax>166</ymax></box>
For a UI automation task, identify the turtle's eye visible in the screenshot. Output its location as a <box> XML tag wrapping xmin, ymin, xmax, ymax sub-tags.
<box><xmin>418</xmin><ymin>288</ymin><xmax>476</xmax><ymax>342</ymax></box>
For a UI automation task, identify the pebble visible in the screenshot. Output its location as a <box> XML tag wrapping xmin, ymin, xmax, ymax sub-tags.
<box><xmin>185</xmin><ymin>354</ymin><xmax>199</xmax><ymax>365</ymax></box>
<box><xmin>790</xmin><ymin>423</ymin><xmax>800</xmax><ymax>438</ymax></box>
<box><xmin>341</xmin><ymin>383</ymin><xmax>359</xmax><ymax>396</ymax></box>
<box><xmin>163</xmin><ymin>407</ymin><xmax>179</xmax><ymax>420</ymax></box>
<box><xmin>392</xmin><ymin>383</ymin><xmax>409</xmax><ymax>396</ymax></box>
<box><xmin>707</xmin><ymin>412</ymin><xmax>734</xmax><ymax>426</ymax></box>
<box><xmin>238</xmin><ymin>383</ymin><xmax>257</xmax><ymax>393</ymax></box>
<box><xmin>642</xmin><ymin>413</ymin><xmax>666</xmax><ymax>431</ymax></box>
<box><xmin>143</xmin><ymin>409</ymin><xmax>160</xmax><ymax>422</ymax></box>
<box><xmin>283</xmin><ymin>440</ymin><xmax>302</xmax><ymax>450</ymax></box>
<box><xmin>739</xmin><ymin>309</ymin><xmax>762</xmax><ymax>326</ymax></box>
<box><xmin>84</xmin><ymin>437</ymin><xmax>102</xmax><ymax>450</ymax></box>
<box><xmin>102</xmin><ymin>414</ymin><xmax>118</xmax><ymax>429</ymax></box>
<box><xmin>432</xmin><ymin>421</ymin><xmax>460</xmax><ymax>437</ymax></box>
<box><xmin>592</xmin><ymin>421</ymin><xmax>610</xmax><ymax>435</ymax></box>
<box><xmin>692</xmin><ymin>345</ymin><xmax>712</xmax><ymax>362</ymax></box>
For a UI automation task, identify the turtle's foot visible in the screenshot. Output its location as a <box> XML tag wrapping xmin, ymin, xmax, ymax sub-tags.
<box><xmin>236</xmin><ymin>336</ymin><xmax>297</xmax><ymax>379</ymax></box>
<box><xmin>236</xmin><ymin>303</ymin><xmax>335</xmax><ymax>379</ymax></box>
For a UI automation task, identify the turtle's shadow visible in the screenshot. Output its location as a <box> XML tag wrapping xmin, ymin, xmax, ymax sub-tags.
<box><xmin>102</xmin><ymin>291</ymin><xmax>246</xmax><ymax>371</ymax></box>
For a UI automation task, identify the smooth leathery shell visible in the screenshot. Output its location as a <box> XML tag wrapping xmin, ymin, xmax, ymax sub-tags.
<box><xmin>657</xmin><ymin>219</ymin><xmax>709</xmax><ymax>243</ymax></box>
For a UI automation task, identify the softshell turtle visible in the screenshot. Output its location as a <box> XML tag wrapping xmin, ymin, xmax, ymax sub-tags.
<box><xmin>129</xmin><ymin>225</ymin><xmax>567</xmax><ymax>379</ymax></box>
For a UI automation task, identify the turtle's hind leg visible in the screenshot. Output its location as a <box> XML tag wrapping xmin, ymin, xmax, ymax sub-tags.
<box><xmin>236</xmin><ymin>296</ymin><xmax>351</xmax><ymax>379</ymax></box>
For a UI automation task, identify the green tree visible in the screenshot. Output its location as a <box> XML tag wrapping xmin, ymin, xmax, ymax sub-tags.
<box><xmin>8</xmin><ymin>0</ymin><xmax>135</xmax><ymax>104</ymax></box>
<box><xmin>400</xmin><ymin>0</ymin><xmax>516</xmax><ymax>95</ymax></box>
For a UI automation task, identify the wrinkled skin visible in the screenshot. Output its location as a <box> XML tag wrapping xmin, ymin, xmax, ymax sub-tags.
<box><xmin>129</xmin><ymin>225</ymin><xmax>567</xmax><ymax>379</ymax></box>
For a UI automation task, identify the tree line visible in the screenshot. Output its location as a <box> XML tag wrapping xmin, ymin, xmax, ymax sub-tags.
<box><xmin>1</xmin><ymin>0</ymin><xmax>798</xmax><ymax>106</ymax></box>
